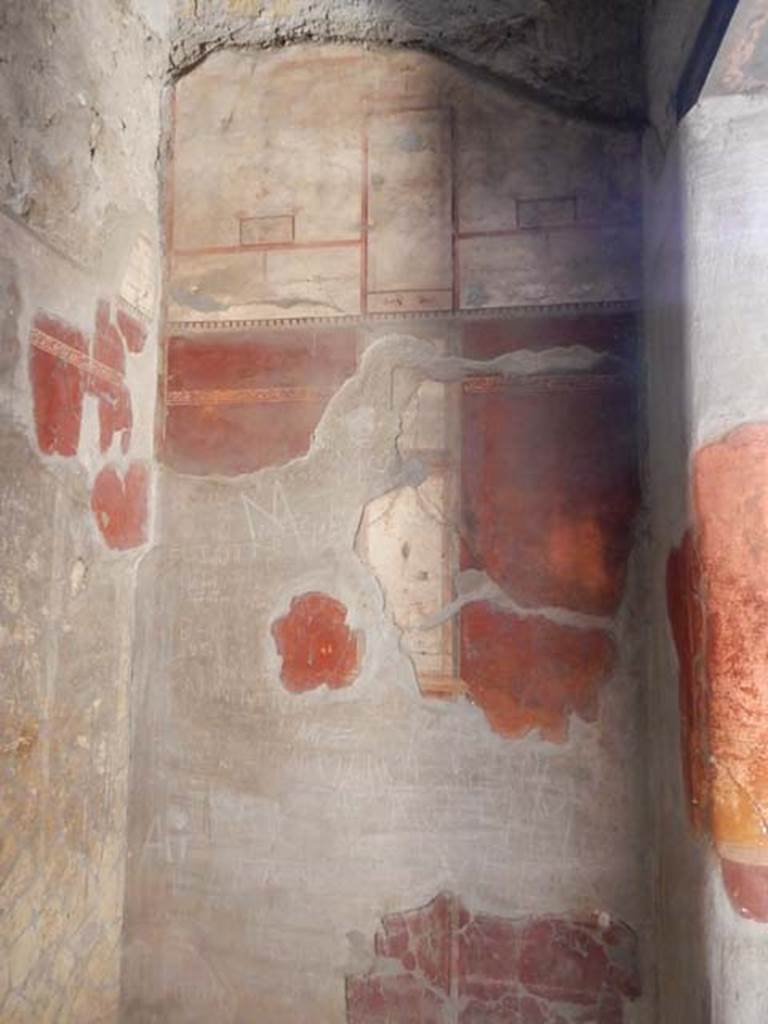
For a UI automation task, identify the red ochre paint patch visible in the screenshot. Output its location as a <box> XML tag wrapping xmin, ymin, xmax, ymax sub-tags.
<box><xmin>91</xmin><ymin>462</ymin><xmax>149</xmax><ymax>550</ymax></box>
<box><xmin>346</xmin><ymin>892</ymin><xmax>641</xmax><ymax>1024</ymax></box>
<box><xmin>460</xmin><ymin>601</ymin><xmax>615</xmax><ymax>742</ymax></box>
<box><xmin>30</xmin><ymin>313</ymin><xmax>89</xmax><ymax>456</ymax></box>
<box><xmin>116</xmin><ymin>307</ymin><xmax>148</xmax><ymax>354</ymax></box>
<box><xmin>272</xmin><ymin>592</ymin><xmax>360</xmax><ymax>693</ymax></box>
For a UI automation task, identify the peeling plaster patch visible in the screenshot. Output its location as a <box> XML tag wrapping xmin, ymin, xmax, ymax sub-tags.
<box><xmin>272</xmin><ymin>592</ymin><xmax>361</xmax><ymax>693</ymax></box>
<box><xmin>346</xmin><ymin>892</ymin><xmax>641</xmax><ymax>1023</ymax></box>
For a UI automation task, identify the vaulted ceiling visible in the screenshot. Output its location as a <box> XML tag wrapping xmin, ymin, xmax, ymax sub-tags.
<box><xmin>171</xmin><ymin>0</ymin><xmax>647</xmax><ymax>123</ymax></box>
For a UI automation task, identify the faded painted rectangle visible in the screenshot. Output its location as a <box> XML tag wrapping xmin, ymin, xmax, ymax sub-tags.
<box><xmin>366</xmin><ymin>289</ymin><xmax>453</xmax><ymax>314</ymax></box>
<box><xmin>239</xmin><ymin>214</ymin><xmax>295</xmax><ymax>245</ymax></box>
<box><xmin>458</xmin><ymin>225</ymin><xmax>640</xmax><ymax>309</ymax></box>
<box><xmin>366</xmin><ymin>108</ymin><xmax>453</xmax><ymax>295</ymax></box>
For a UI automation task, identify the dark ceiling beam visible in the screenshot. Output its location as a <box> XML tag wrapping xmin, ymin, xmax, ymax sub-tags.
<box><xmin>676</xmin><ymin>0</ymin><xmax>741</xmax><ymax>119</ymax></box>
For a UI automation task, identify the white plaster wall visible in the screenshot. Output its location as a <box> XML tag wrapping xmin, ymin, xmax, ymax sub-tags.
<box><xmin>644</xmin><ymin>77</ymin><xmax>768</xmax><ymax>1024</ymax></box>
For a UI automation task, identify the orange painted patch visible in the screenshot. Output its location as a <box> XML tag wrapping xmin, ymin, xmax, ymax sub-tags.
<box><xmin>693</xmin><ymin>424</ymin><xmax>768</xmax><ymax>866</ymax></box>
<box><xmin>460</xmin><ymin>601</ymin><xmax>615</xmax><ymax>742</ymax></box>
<box><xmin>346</xmin><ymin>892</ymin><xmax>641</xmax><ymax>1023</ymax></box>
<box><xmin>272</xmin><ymin>592</ymin><xmax>360</xmax><ymax>693</ymax></box>
<box><xmin>91</xmin><ymin>462</ymin><xmax>149</xmax><ymax>550</ymax></box>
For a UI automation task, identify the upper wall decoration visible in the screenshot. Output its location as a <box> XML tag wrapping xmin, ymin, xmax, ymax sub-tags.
<box><xmin>167</xmin><ymin>45</ymin><xmax>640</xmax><ymax>329</ymax></box>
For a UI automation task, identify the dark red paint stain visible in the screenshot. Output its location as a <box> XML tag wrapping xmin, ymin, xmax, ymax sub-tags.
<box><xmin>163</xmin><ymin>326</ymin><xmax>358</xmax><ymax>475</ymax></box>
<box><xmin>116</xmin><ymin>307</ymin><xmax>148</xmax><ymax>354</ymax></box>
<box><xmin>721</xmin><ymin>860</ymin><xmax>768</xmax><ymax>923</ymax></box>
<box><xmin>666</xmin><ymin>531</ymin><xmax>709</xmax><ymax>830</ymax></box>
<box><xmin>272</xmin><ymin>592</ymin><xmax>360</xmax><ymax>693</ymax></box>
<box><xmin>30</xmin><ymin>313</ymin><xmax>89</xmax><ymax>456</ymax></box>
<box><xmin>461</xmin><ymin>371</ymin><xmax>639</xmax><ymax>618</ymax></box>
<box><xmin>91</xmin><ymin>462</ymin><xmax>149</xmax><ymax>550</ymax></box>
<box><xmin>460</xmin><ymin>601</ymin><xmax>615</xmax><ymax>741</ymax></box>
<box><xmin>346</xmin><ymin>893</ymin><xmax>641</xmax><ymax>1024</ymax></box>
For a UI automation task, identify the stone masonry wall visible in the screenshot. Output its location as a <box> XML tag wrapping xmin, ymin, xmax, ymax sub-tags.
<box><xmin>0</xmin><ymin>2</ymin><xmax>165</xmax><ymax>1019</ymax></box>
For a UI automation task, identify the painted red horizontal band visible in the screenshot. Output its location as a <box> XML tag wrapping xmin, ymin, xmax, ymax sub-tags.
<box><xmin>30</xmin><ymin>327</ymin><xmax>124</xmax><ymax>389</ymax></box>
<box><xmin>166</xmin><ymin>384</ymin><xmax>337</xmax><ymax>407</ymax></box>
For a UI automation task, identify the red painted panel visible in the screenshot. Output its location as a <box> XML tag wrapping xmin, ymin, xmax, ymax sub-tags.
<box><xmin>460</xmin><ymin>601</ymin><xmax>615</xmax><ymax>742</ymax></box>
<box><xmin>347</xmin><ymin>893</ymin><xmax>640</xmax><ymax>1024</ymax></box>
<box><xmin>271</xmin><ymin>592</ymin><xmax>360</xmax><ymax>693</ymax></box>
<box><xmin>721</xmin><ymin>860</ymin><xmax>768</xmax><ymax>923</ymax></box>
<box><xmin>668</xmin><ymin>424</ymin><xmax>768</xmax><ymax>918</ymax></box>
<box><xmin>163</xmin><ymin>326</ymin><xmax>358</xmax><ymax>474</ymax></box>
<box><xmin>97</xmin><ymin>379</ymin><xmax>133</xmax><ymax>455</ymax></box>
<box><xmin>29</xmin><ymin>313</ymin><xmax>89</xmax><ymax>456</ymax></box>
<box><xmin>461</xmin><ymin>371</ymin><xmax>638</xmax><ymax>617</ymax></box>
<box><xmin>91</xmin><ymin>462</ymin><xmax>149</xmax><ymax>550</ymax></box>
